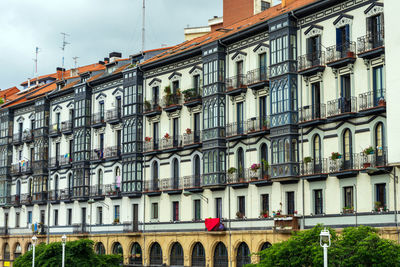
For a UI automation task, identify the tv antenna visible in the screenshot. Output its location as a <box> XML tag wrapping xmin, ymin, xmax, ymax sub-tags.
<box><xmin>72</xmin><ymin>56</ymin><xmax>79</xmax><ymax>69</ymax></box>
<box><xmin>33</xmin><ymin>46</ymin><xmax>41</xmax><ymax>86</ymax></box>
<box><xmin>60</xmin><ymin>32</ymin><xmax>70</xmax><ymax>80</ymax></box>
<box><xmin>141</xmin><ymin>0</ymin><xmax>145</xmax><ymax>54</ymax></box>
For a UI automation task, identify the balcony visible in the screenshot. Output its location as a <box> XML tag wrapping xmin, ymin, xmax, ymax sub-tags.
<box><xmin>160</xmin><ymin>177</ymin><xmax>183</xmax><ymax>194</ymax></box>
<box><xmin>361</xmin><ymin>147</ymin><xmax>390</xmax><ymax>175</ymax></box>
<box><xmin>48</xmin><ymin>190</ymin><xmax>61</xmax><ymax>203</ymax></box>
<box><xmin>326</xmin><ymin>41</ymin><xmax>356</xmax><ymax>69</ymax></box>
<box><xmin>226</xmin><ymin>74</ymin><xmax>247</xmax><ymax>96</ymax></box>
<box><xmin>49</xmin><ymin>157</ymin><xmax>60</xmax><ymax>170</ymax></box>
<box><xmin>33</xmin><ymin>160</ymin><xmax>48</xmax><ymax>175</ymax></box>
<box><xmin>144</xmin><ymin>139</ymin><xmax>161</xmax><ymax>153</ymax></box>
<box><xmin>357</xmin><ymin>32</ymin><xmax>384</xmax><ymax>59</ymax></box>
<box><xmin>298</xmin><ymin>51</ymin><xmax>326</xmax><ymax>76</ymax></box>
<box><xmin>300</xmin><ymin>158</ymin><xmax>329</xmax><ymax>181</ymax></box>
<box><xmin>91</xmin><ymin>113</ymin><xmax>106</xmax><ymax>128</ymax></box>
<box><xmin>61</xmin><ymin>121</ymin><xmax>73</xmax><ymax>135</ymax></box>
<box><xmin>274</xmin><ymin>216</ymin><xmax>299</xmax><ymax>232</ymax></box>
<box><xmin>143</xmin><ymin>180</ymin><xmax>161</xmax><ymax>196</ymax></box>
<box><xmin>104</xmin><ymin>183</ymin><xmax>122</xmax><ymax>199</ymax></box>
<box><xmin>162</xmin><ymin>93</ymin><xmax>182</xmax><ymax>113</ymax></box>
<box><xmin>144</xmin><ymin>100</ymin><xmax>162</xmax><ymax>117</ymax></box>
<box><xmin>183</xmin><ymin>88</ymin><xmax>202</xmax><ymax>108</ymax></box>
<box><xmin>22</xmin><ymin>130</ymin><xmax>34</xmax><ymax>143</ymax></box>
<box><xmin>49</xmin><ymin>124</ymin><xmax>61</xmax><ymax>138</ymax></box>
<box><xmin>298</xmin><ymin>104</ymin><xmax>326</xmax><ymax>127</ymax></box>
<box><xmin>327</xmin><ymin>97</ymin><xmax>357</xmax><ymax>121</ymax></box>
<box><xmin>59</xmin><ymin>155</ymin><xmax>73</xmax><ymax>168</ymax></box>
<box><xmin>106</xmin><ymin>108</ymin><xmax>122</xmax><ymax>124</ymax></box>
<box><xmin>60</xmin><ymin>189</ymin><xmax>74</xmax><ymax>201</ymax></box>
<box><xmin>161</xmin><ymin>135</ymin><xmax>183</xmax><ymax>152</ymax></box>
<box><xmin>20</xmin><ymin>193</ymin><xmax>32</xmax><ymax>205</ymax></box>
<box><xmin>91</xmin><ymin>147</ymin><xmax>121</xmax><ymax>162</ymax></box>
<box><xmin>329</xmin><ymin>153</ymin><xmax>360</xmax><ymax>178</ymax></box>
<box><xmin>183</xmin><ymin>130</ymin><xmax>202</xmax><ymax>148</ymax></box>
<box><xmin>12</xmin><ymin>133</ymin><xmax>22</xmax><ymax>146</ymax></box>
<box><xmin>247</xmin><ymin>68</ymin><xmax>269</xmax><ymax>90</ymax></box>
<box><xmin>226</xmin><ymin>121</ymin><xmax>248</xmax><ymax>140</ymax></box>
<box><xmin>89</xmin><ymin>184</ymin><xmax>106</xmax><ymax>199</ymax></box>
<box><xmin>183</xmin><ymin>175</ymin><xmax>203</xmax><ymax>193</ymax></box>
<box><xmin>358</xmin><ymin>90</ymin><xmax>386</xmax><ymax>116</ymax></box>
<box><xmin>11</xmin><ymin>162</ymin><xmax>33</xmax><ymax>176</ymax></box>
<box><xmin>31</xmin><ymin>192</ymin><xmax>48</xmax><ymax>204</ymax></box>
<box><xmin>227</xmin><ymin>168</ymin><xmax>255</xmax><ymax>189</ymax></box>
<box><xmin>73</xmin><ymin>223</ymin><xmax>88</xmax><ymax>234</ymax></box>
<box><xmin>11</xmin><ymin>194</ymin><xmax>21</xmax><ymax>206</ymax></box>
<box><xmin>246</xmin><ymin>116</ymin><xmax>270</xmax><ymax>136</ymax></box>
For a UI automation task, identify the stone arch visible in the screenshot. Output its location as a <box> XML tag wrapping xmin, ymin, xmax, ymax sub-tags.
<box><xmin>213</xmin><ymin>241</ymin><xmax>228</xmax><ymax>267</ymax></box>
<box><xmin>129</xmin><ymin>242</ymin><xmax>142</xmax><ymax>266</ymax></box>
<box><xmin>236</xmin><ymin>242</ymin><xmax>251</xmax><ymax>267</ymax></box>
<box><xmin>95</xmin><ymin>242</ymin><xmax>106</xmax><ymax>255</ymax></box>
<box><xmin>191</xmin><ymin>242</ymin><xmax>206</xmax><ymax>267</ymax></box>
<box><xmin>13</xmin><ymin>242</ymin><xmax>22</xmax><ymax>259</ymax></box>
<box><xmin>149</xmin><ymin>242</ymin><xmax>163</xmax><ymax>266</ymax></box>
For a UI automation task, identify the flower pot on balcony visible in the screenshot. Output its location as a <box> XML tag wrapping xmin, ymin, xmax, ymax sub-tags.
<box><xmin>363</xmin><ymin>162</ymin><xmax>371</xmax><ymax>168</ymax></box>
<box><xmin>347</xmin><ymin>51</ymin><xmax>354</xmax><ymax>58</ymax></box>
<box><xmin>251</xmin><ymin>177</ymin><xmax>258</xmax><ymax>181</ymax></box>
<box><xmin>378</xmin><ymin>99</ymin><xmax>386</xmax><ymax>106</ymax></box>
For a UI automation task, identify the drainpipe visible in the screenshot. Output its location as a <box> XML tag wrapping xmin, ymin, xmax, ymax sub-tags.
<box><xmin>46</xmin><ymin>93</ymin><xmax>51</xmax><ymax>244</ymax></box>
<box><xmin>394</xmin><ymin>167</ymin><xmax>398</xmax><ymax>243</ymax></box>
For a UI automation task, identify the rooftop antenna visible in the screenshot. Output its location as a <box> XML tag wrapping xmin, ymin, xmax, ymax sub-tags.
<box><xmin>141</xmin><ymin>0</ymin><xmax>145</xmax><ymax>55</ymax></box>
<box><xmin>60</xmin><ymin>32</ymin><xmax>70</xmax><ymax>80</ymax></box>
<box><xmin>72</xmin><ymin>56</ymin><xmax>79</xmax><ymax>69</ymax></box>
<box><xmin>33</xmin><ymin>46</ymin><xmax>41</xmax><ymax>86</ymax></box>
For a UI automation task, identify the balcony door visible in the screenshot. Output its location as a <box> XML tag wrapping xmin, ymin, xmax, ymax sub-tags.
<box><xmin>237</xmin><ymin>148</ymin><xmax>244</xmax><ymax>179</ymax></box>
<box><xmin>152</xmin><ymin>162</ymin><xmax>159</xmax><ymax>191</ymax></box>
<box><xmin>336</xmin><ymin>25</ymin><xmax>350</xmax><ymax>56</ymax></box>
<box><xmin>236</xmin><ymin>61</ymin><xmax>244</xmax><ymax>87</ymax></box>
<box><xmin>194</xmin><ymin>155</ymin><xmax>201</xmax><ymax>187</ymax></box>
<box><xmin>367</xmin><ymin>14</ymin><xmax>383</xmax><ymax>48</ymax></box>
<box><xmin>81</xmin><ymin>208</ymin><xmax>86</xmax><ymax>232</ymax></box>
<box><xmin>152</xmin><ymin>86</ymin><xmax>159</xmax><ymax>105</ymax></box>
<box><xmin>343</xmin><ymin>129</ymin><xmax>353</xmax><ymax>169</ymax></box>
<box><xmin>55</xmin><ymin>143</ymin><xmax>60</xmax><ymax>164</ymax></box>
<box><xmin>237</xmin><ymin>102</ymin><xmax>244</xmax><ymax>134</ymax></box>
<box><xmin>99</xmin><ymin>133</ymin><xmax>104</xmax><ymax>157</ymax></box>
<box><xmin>373</xmin><ymin>66</ymin><xmax>384</xmax><ymax>106</ymax></box>
<box><xmin>313</xmin><ymin>135</ymin><xmax>322</xmax><ymax>173</ymax></box>
<box><xmin>132</xmin><ymin>204</ymin><xmax>139</xmax><ymax>232</ymax></box>
<box><xmin>173</xmin><ymin>118</ymin><xmax>179</xmax><ymax>147</ymax></box>
<box><xmin>312</xmin><ymin>82</ymin><xmax>321</xmax><ymax>119</ymax></box>
<box><xmin>286</xmin><ymin>191</ymin><xmax>295</xmax><ymax>215</ymax></box>
<box><xmin>375</xmin><ymin>123</ymin><xmax>384</xmax><ymax>166</ymax></box>
<box><xmin>173</xmin><ymin>158</ymin><xmax>179</xmax><ymax>189</ymax></box>
<box><xmin>340</xmin><ymin>75</ymin><xmax>351</xmax><ymax>113</ymax></box>
<box><xmin>259</xmin><ymin>96</ymin><xmax>267</xmax><ymax>129</ymax></box>
<box><xmin>117</xmin><ymin>98</ymin><xmax>122</xmax><ymax>116</ymax></box>
<box><xmin>194</xmin><ymin>113</ymin><xmax>200</xmax><ymax>143</ymax></box>
<box><xmin>259</xmin><ymin>53</ymin><xmax>267</xmax><ymax>81</ymax></box>
<box><xmin>153</xmin><ymin>122</ymin><xmax>159</xmax><ymax>150</ymax></box>
<box><xmin>306</xmin><ymin>35</ymin><xmax>321</xmax><ymax>64</ymax></box>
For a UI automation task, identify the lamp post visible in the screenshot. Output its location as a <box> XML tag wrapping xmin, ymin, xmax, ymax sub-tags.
<box><xmin>88</xmin><ymin>199</ymin><xmax>95</xmax><ymax>235</ymax></box>
<box><xmin>31</xmin><ymin>235</ymin><xmax>37</xmax><ymax>267</ymax></box>
<box><xmin>320</xmin><ymin>228</ymin><xmax>331</xmax><ymax>267</ymax></box>
<box><xmin>183</xmin><ymin>191</ymin><xmax>208</xmax><ymax>203</ymax></box>
<box><xmin>61</xmin><ymin>234</ymin><xmax>67</xmax><ymax>267</ymax></box>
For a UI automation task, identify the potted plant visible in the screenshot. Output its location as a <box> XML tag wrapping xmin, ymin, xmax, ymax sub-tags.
<box><xmin>145</xmin><ymin>136</ymin><xmax>152</xmax><ymax>142</ymax></box>
<box><xmin>260</xmin><ymin>210</ymin><xmax>269</xmax><ymax>218</ymax></box>
<box><xmin>250</xmin><ymin>163</ymin><xmax>261</xmax><ymax>181</ymax></box>
<box><xmin>186</xmin><ymin>128</ymin><xmax>192</xmax><ymax>135</ymax></box>
<box><xmin>262</xmin><ymin>119</ymin><xmax>268</xmax><ymax>130</ymax></box>
<box><xmin>113</xmin><ymin>218</ymin><xmax>120</xmax><ymax>224</ymax></box>
<box><xmin>176</xmin><ymin>88</ymin><xmax>181</xmax><ymax>97</ymax></box>
<box><xmin>164</xmin><ymin>86</ymin><xmax>171</xmax><ymax>95</ymax></box>
<box><xmin>374</xmin><ymin>201</ymin><xmax>385</xmax><ymax>212</ymax></box>
<box><xmin>236</xmin><ymin>211</ymin><xmax>244</xmax><ymax>219</ymax></box>
<box><xmin>343</xmin><ymin>206</ymin><xmax>354</xmax><ymax>214</ymax></box>
<box><xmin>228</xmin><ymin>167</ymin><xmax>237</xmax><ymax>175</ymax></box>
<box><xmin>331</xmin><ymin>152</ymin><xmax>341</xmax><ymax>160</ymax></box>
<box><xmin>164</xmin><ymin>133</ymin><xmax>170</xmax><ymax>139</ymax></box>
<box><xmin>261</xmin><ymin>159</ymin><xmax>269</xmax><ymax>179</ymax></box>
<box><xmin>378</xmin><ymin>98</ymin><xmax>386</xmax><ymax>106</ymax></box>
<box><xmin>304</xmin><ymin>156</ymin><xmax>312</xmax><ymax>164</ymax></box>
<box><xmin>144</xmin><ymin>100</ymin><xmax>151</xmax><ymax>110</ymax></box>
<box><xmin>363</xmin><ymin>146</ymin><xmax>374</xmax><ymax>168</ymax></box>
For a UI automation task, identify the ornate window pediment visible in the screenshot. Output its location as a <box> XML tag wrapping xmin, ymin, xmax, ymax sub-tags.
<box><xmin>231</xmin><ymin>51</ymin><xmax>247</xmax><ymax>62</ymax></box>
<box><xmin>95</xmin><ymin>92</ymin><xmax>107</xmax><ymax>101</ymax></box>
<box><xmin>365</xmin><ymin>2</ymin><xmax>384</xmax><ymax>18</ymax></box>
<box><xmin>189</xmin><ymin>65</ymin><xmax>202</xmax><ymax>76</ymax></box>
<box><xmin>333</xmin><ymin>14</ymin><xmax>353</xmax><ymax>28</ymax></box>
<box><xmin>253</xmin><ymin>43</ymin><xmax>269</xmax><ymax>54</ymax></box>
<box><xmin>148</xmin><ymin>78</ymin><xmax>161</xmax><ymax>87</ymax></box>
<box><xmin>168</xmin><ymin>71</ymin><xmax>182</xmax><ymax>81</ymax></box>
<box><xmin>304</xmin><ymin>25</ymin><xmax>323</xmax><ymax>38</ymax></box>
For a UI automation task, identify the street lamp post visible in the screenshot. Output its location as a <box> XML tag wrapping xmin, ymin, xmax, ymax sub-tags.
<box><xmin>88</xmin><ymin>199</ymin><xmax>95</xmax><ymax>235</ymax></box>
<box><xmin>183</xmin><ymin>191</ymin><xmax>209</xmax><ymax>203</ymax></box>
<box><xmin>320</xmin><ymin>228</ymin><xmax>331</xmax><ymax>267</ymax></box>
<box><xmin>61</xmin><ymin>234</ymin><xmax>67</xmax><ymax>267</ymax></box>
<box><xmin>31</xmin><ymin>235</ymin><xmax>37</xmax><ymax>267</ymax></box>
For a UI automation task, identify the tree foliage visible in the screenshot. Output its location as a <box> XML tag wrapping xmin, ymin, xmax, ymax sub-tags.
<box><xmin>14</xmin><ymin>239</ymin><xmax>121</xmax><ymax>267</ymax></box>
<box><xmin>250</xmin><ymin>225</ymin><xmax>400</xmax><ymax>267</ymax></box>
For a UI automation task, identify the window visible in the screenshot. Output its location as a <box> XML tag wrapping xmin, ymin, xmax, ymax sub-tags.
<box><xmin>40</xmin><ymin>210</ymin><xmax>45</xmax><ymax>224</ymax></box>
<box><xmin>313</xmin><ymin>135</ymin><xmax>322</xmax><ymax>171</ymax></box>
<box><xmin>261</xmin><ymin>1</ymin><xmax>270</xmax><ymax>11</ymax></box>
<box><xmin>152</xmin><ymin>203</ymin><xmax>159</xmax><ymax>219</ymax></box>
<box><xmin>375</xmin><ymin>183</ymin><xmax>386</xmax><ymax>209</ymax></box>
<box><xmin>237</xmin><ymin>102</ymin><xmax>244</xmax><ymax>134</ymax></box>
<box><xmin>270</xmin><ymin>36</ymin><xmax>288</xmax><ymax>65</ymax></box>
<box><xmin>373</xmin><ymin>66</ymin><xmax>384</xmax><ymax>105</ymax></box>
<box><xmin>215</xmin><ymin>198</ymin><xmax>222</xmax><ymax>218</ymax></box>
<box><xmin>172</xmin><ymin>80</ymin><xmax>180</xmax><ymax>94</ymax></box>
<box><xmin>152</xmin><ymin>86</ymin><xmax>159</xmax><ymax>104</ymax></box>
<box><xmin>375</xmin><ymin>123</ymin><xmax>384</xmax><ymax>162</ymax></box>
<box><xmin>336</xmin><ymin>25</ymin><xmax>350</xmax><ymax>51</ymax></box>
<box><xmin>114</xmin><ymin>205</ymin><xmax>120</xmax><ymax>221</ymax></box>
<box><xmin>67</xmin><ymin>209</ymin><xmax>72</xmax><ymax>226</ymax></box>
<box><xmin>343</xmin><ymin>186</ymin><xmax>354</xmax><ymax>209</ymax></box>
<box><xmin>272</xmin><ymin>141</ymin><xmax>277</xmax><ymax>164</ymax></box>
<box><xmin>194</xmin><ymin>200</ymin><xmax>201</xmax><ymax>221</ymax></box>
<box><xmin>237</xmin><ymin>148</ymin><xmax>244</xmax><ymax>178</ymax></box>
<box><xmin>367</xmin><ymin>14</ymin><xmax>384</xmax><ymax>48</ymax></box>
<box><xmin>27</xmin><ymin>211</ymin><xmax>32</xmax><ymax>225</ymax></box>
<box><xmin>306</xmin><ymin>36</ymin><xmax>321</xmax><ymax>60</ymax></box>
<box><xmin>54</xmin><ymin>210</ymin><xmax>58</xmax><ymax>226</ymax></box>
<box><xmin>238</xmin><ymin>196</ymin><xmax>245</xmax><ymax>217</ymax></box>
<box><xmin>193</xmin><ymin>75</ymin><xmax>201</xmax><ymax>91</ymax></box>
<box><xmin>15</xmin><ymin>212</ymin><xmax>20</xmax><ymax>228</ymax></box>
<box><xmin>97</xmin><ymin>207</ymin><xmax>103</xmax><ymax>225</ymax></box>
<box><xmin>286</xmin><ymin>192</ymin><xmax>295</xmax><ymax>215</ymax></box>
<box><xmin>343</xmin><ymin>129</ymin><xmax>352</xmax><ymax>167</ymax></box>
<box><xmin>261</xmin><ymin>194</ymin><xmax>269</xmax><ymax>215</ymax></box>
<box><xmin>314</xmin><ymin>190</ymin><xmax>323</xmax><ymax>215</ymax></box>
<box><xmin>341</xmin><ymin>75</ymin><xmax>351</xmax><ymax>111</ymax></box>
<box><xmin>56</xmin><ymin>113</ymin><xmax>60</xmax><ymax>128</ymax></box>
<box><xmin>172</xmin><ymin>201</ymin><xmax>179</xmax><ymax>221</ymax></box>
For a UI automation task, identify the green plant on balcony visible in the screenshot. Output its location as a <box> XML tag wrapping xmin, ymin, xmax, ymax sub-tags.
<box><xmin>331</xmin><ymin>152</ymin><xmax>342</xmax><ymax>160</ymax></box>
<box><xmin>363</xmin><ymin>146</ymin><xmax>375</xmax><ymax>155</ymax></box>
<box><xmin>260</xmin><ymin>210</ymin><xmax>269</xmax><ymax>218</ymax></box>
<box><xmin>228</xmin><ymin>167</ymin><xmax>237</xmax><ymax>175</ymax></box>
<box><xmin>164</xmin><ymin>85</ymin><xmax>171</xmax><ymax>95</ymax></box>
<box><xmin>144</xmin><ymin>100</ymin><xmax>151</xmax><ymax>110</ymax></box>
<box><xmin>113</xmin><ymin>218</ymin><xmax>120</xmax><ymax>224</ymax></box>
<box><xmin>374</xmin><ymin>201</ymin><xmax>386</xmax><ymax>212</ymax></box>
<box><xmin>343</xmin><ymin>206</ymin><xmax>354</xmax><ymax>214</ymax></box>
<box><xmin>236</xmin><ymin>211</ymin><xmax>244</xmax><ymax>219</ymax></box>
<box><xmin>304</xmin><ymin>156</ymin><xmax>312</xmax><ymax>164</ymax></box>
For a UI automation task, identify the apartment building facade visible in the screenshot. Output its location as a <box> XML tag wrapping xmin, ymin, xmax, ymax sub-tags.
<box><xmin>0</xmin><ymin>0</ymin><xmax>398</xmax><ymax>266</ymax></box>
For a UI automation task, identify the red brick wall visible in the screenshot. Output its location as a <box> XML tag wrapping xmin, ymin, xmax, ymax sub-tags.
<box><xmin>223</xmin><ymin>0</ymin><xmax>254</xmax><ymax>27</ymax></box>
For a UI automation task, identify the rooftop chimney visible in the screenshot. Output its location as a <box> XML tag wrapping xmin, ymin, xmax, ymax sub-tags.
<box><xmin>56</xmin><ymin>67</ymin><xmax>66</xmax><ymax>80</ymax></box>
<box><xmin>109</xmin><ymin>52</ymin><xmax>122</xmax><ymax>62</ymax></box>
<box><xmin>223</xmin><ymin>0</ymin><xmax>272</xmax><ymax>27</ymax></box>
<box><xmin>281</xmin><ymin>0</ymin><xmax>296</xmax><ymax>8</ymax></box>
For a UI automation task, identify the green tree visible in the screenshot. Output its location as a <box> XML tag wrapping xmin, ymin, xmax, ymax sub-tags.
<box><xmin>14</xmin><ymin>239</ymin><xmax>121</xmax><ymax>267</ymax></box>
<box><xmin>250</xmin><ymin>225</ymin><xmax>400</xmax><ymax>267</ymax></box>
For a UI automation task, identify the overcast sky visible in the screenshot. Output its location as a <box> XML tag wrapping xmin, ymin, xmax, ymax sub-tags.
<box><xmin>0</xmin><ymin>0</ymin><xmax>224</xmax><ymax>89</ymax></box>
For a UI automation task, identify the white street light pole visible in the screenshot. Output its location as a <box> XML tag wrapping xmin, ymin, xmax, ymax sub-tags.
<box><xmin>61</xmin><ymin>234</ymin><xmax>67</xmax><ymax>267</ymax></box>
<box><xmin>31</xmin><ymin>235</ymin><xmax>37</xmax><ymax>267</ymax></box>
<box><xmin>320</xmin><ymin>228</ymin><xmax>331</xmax><ymax>267</ymax></box>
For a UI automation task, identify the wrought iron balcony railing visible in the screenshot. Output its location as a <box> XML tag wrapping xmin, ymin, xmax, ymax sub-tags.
<box><xmin>61</xmin><ymin>121</ymin><xmax>73</xmax><ymax>133</ymax></box>
<box><xmin>143</xmin><ymin>179</ymin><xmax>161</xmax><ymax>192</ymax></box>
<box><xmin>226</xmin><ymin>74</ymin><xmax>247</xmax><ymax>91</ymax></box>
<box><xmin>300</xmin><ymin>158</ymin><xmax>329</xmax><ymax>176</ymax></box>
<box><xmin>48</xmin><ymin>190</ymin><xmax>61</xmax><ymax>201</ymax></box>
<box><xmin>106</xmin><ymin>108</ymin><xmax>122</xmax><ymax>122</ymax></box>
<box><xmin>144</xmin><ymin>99</ymin><xmax>162</xmax><ymax>113</ymax></box>
<box><xmin>326</xmin><ymin>41</ymin><xmax>356</xmax><ymax>63</ymax></box>
<box><xmin>22</xmin><ymin>130</ymin><xmax>34</xmax><ymax>142</ymax></box>
<box><xmin>183</xmin><ymin>175</ymin><xmax>203</xmax><ymax>189</ymax></box>
<box><xmin>162</xmin><ymin>93</ymin><xmax>182</xmax><ymax>108</ymax></box>
<box><xmin>144</xmin><ymin>138</ymin><xmax>161</xmax><ymax>152</ymax></box>
<box><xmin>227</xmin><ymin>167</ymin><xmax>271</xmax><ymax>184</ymax></box>
<box><xmin>360</xmin><ymin>147</ymin><xmax>388</xmax><ymax>168</ymax></box>
<box><xmin>161</xmin><ymin>135</ymin><xmax>183</xmax><ymax>150</ymax></box>
<box><xmin>357</xmin><ymin>32</ymin><xmax>384</xmax><ymax>54</ymax></box>
<box><xmin>246</xmin><ymin>116</ymin><xmax>270</xmax><ymax>133</ymax></box>
<box><xmin>358</xmin><ymin>90</ymin><xmax>386</xmax><ymax>111</ymax></box>
<box><xmin>11</xmin><ymin>161</ymin><xmax>32</xmax><ymax>175</ymax></box>
<box><xmin>329</xmin><ymin>153</ymin><xmax>361</xmax><ymax>173</ymax></box>
<box><xmin>182</xmin><ymin>88</ymin><xmax>202</xmax><ymax>103</ymax></box>
<box><xmin>298</xmin><ymin>51</ymin><xmax>326</xmax><ymax>72</ymax></box>
<box><xmin>91</xmin><ymin>113</ymin><xmax>105</xmax><ymax>125</ymax></box>
<box><xmin>226</xmin><ymin>121</ymin><xmax>248</xmax><ymax>137</ymax></box>
<box><xmin>12</xmin><ymin>133</ymin><xmax>22</xmax><ymax>144</ymax></box>
<box><xmin>327</xmin><ymin>97</ymin><xmax>357</xmax><ymax>117</ymax></box>
<box><xmin>247</xmin><ymin>68</ymin><xmax>269</xmax><ymax>84</ymax></box>
<box><xmin>160</xmin><ymin>177</ymin><xmax>183</xmax><ymax>191</ymax></box>
<box><xmin>183</xmin><ymin>130</ymin><xmax>202</xmax><ymax>146</ymax></box>
<box><xmin>299</xmin><ymin>104</ymin><xmax>326</xmax><ymax>122</ymax></box>
<box><xmin>49</xmin><ymin>123</ymin><xmax>61</xmax><ymax>136</ymax></box>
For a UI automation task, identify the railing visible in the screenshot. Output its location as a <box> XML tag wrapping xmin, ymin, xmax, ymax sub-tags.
<box><xmin>143</xmin><ymin>180</ymin><xmax>161</xmax><ymax>192</ymax></box>
<box><xmin>104</xmin><ymin>183</ymin><xmax>122</xmax><ymax>197</ymax></box>
<box><xmin>360</xmin><ymin>147</ymin><xmax>388</xmax><ymax>168</ymax></box>
<box><xmin>183</xmin><ymin>175</ymin><xmax>203</xmax><ymax>189</ymax></box>
<box><xmin>48</xmin><ymin>190</ymin><xmax>61</xmax><ymax>201</ymax></box>
<box><xmin>106</xmin><ymin>108</ymin><xmax>122</xmax><ymax>122</ymax></box>
<box><xmin>329</xmin><ymin>153</ymin><xmax>361</xmax><ymax>172</ymax></box>
<box><xmin>90</xmin><ymin>184</ymin><xmax>106</xmax><ymax>197</ymax></box>
<box><xmin>61</xmin><ymin>121</ymin><xmax>73</xmax><ymax>132</ymax></box>
<box><xmin>227</xmin><ymin>168</ymin><xmax>271</xmax><ymax>183</ymax></box>
<box><xmin>91</xmin><ymin>113</ymin><xmax>105</xmax><ymax>125</ymax></box>
<box><xmin>20</xmin><ymin>193</ymin><xmax>32</xmax><ymax>205</ymax></box>
<box><xmin>300</xmin><ymin>158</ymin><xmax>329</xmax><ymax>176</ymax></box>
<box><xmin>49</xmin><ymin>157</ymin><xmax>61</xmax><ymax>168</ymax></box>
<box><xmin>60</xmin><ymin>189</ymin><xmax>74</xmax><ymax>200</ymax></box>
<box><xmin>13</xmin><ymin>133</ymin><xmax>22</xmax><ymax>144</ymax></box>
<box><xmin>91</xmin><ymin>149</ymin><xmax>105</xmax><ymax>160</ymax></box>
<box><xmin>326</xmin><ymin>41</ymin><xmax>356</xmax><ymax>63</ymax></box>
<box><xmin>299</xmin><ymin>104</ymin><xmax>326</xmax><ymax>122</ymax></box>
<box><xmin>73</xmin><ymin>223</ymin><xmax>87</xmax><ymax>234</ymax></box>
<box><xmin>327</xmin><ymin>97</ymin><xmax>357</xmax><ymax>117</ymax></box>
<box><xmin>49</xmin><ymin>123</ymin><xmax>61</xmax><ymax>135</ymax></box>
<box><xmin>183</xmin><ymin>88</ymin><xmax>202</xmax><ymax>103</ymax></box>
<box><xmin>33</xmin><ymin>160</ymin><xmax>48</xmax><ymax>173</ymax></box>
<box><xmin>357</xmin><ymin>32</ymin><xmax>384</xmax><ymax>54</ymax></box>
<box><xmin>160</xmin><ymin>177</ymin><xmax>183</xmax><ymax>191</ymax></box>
<box><xmin>298</xmin><ymin>51</ymin><xmax>326</xmax><ymax>72</ymax></box>
<box><xmin>123</xmin><ymin>221</ymin><xmax>139</xmax><ymax>232</ymax></box>
<box><xmin>59</xmin><ymin>155</ymin><xmax>73</xmax><ymax>166</ymax></box>
<box><xmin>358</xmin><ymin>90</ymin><xmax>386</xmax><ymax>110</ymax></box>
<box><xmin>11</xmin><ymin>162</ymin><xmax>32</xmax><ymax>175</ymax></box>
<box><xmin>0</xmin><ymin>227</ymin><xmax>8</xmax><ymax>235</ymax></box>
<box><xmin>162</xmin><ymin>93</ymin><xmax>182</xmax><ymax>108</ymax></box>
<box><xmin>246</xmin><ymin>116</ymin><xmax>270</xmax><ymax>133</ymax></box>
<box><xmin>11</xmin><ymin>194</ymin><xmax>21</xmax><ymax>205</ymax></box>
<box><xmin>144</xmin><ymin>99</ymin><xmax>162</xmax><ymax>113</ymax></box>
<box><xmin>161</xmin><ymin>136</ymin><xmax>182</xmax><ymax>150</ymax></box>
<box><xmin>32</xmin><ymin>192</ymin><xmax>48</xmax><ymax>202</ymax></box>
<box><xmin>22</xmin><ymin>130</ymin><xmax>34</xmax><ymax>142</ymax></box>
<box><xmin>247</xmin><ymin>68</ymin><xmax>269</xmax><ymax>84</ymax></box>
<box><xmin>104</xmin><ymin>146</ymin><xmax>121</xmax><ymax>158</ymax></box>
<box><xmin>226</xmin><ymin>74</ymin><xmax>247</xmax><ymax>90</ymax></box>
<box><xmin>144</xmin><ymin>138</ymin><xmax>160</xmax><ymax>152</ymax></box>
<box><xmin>226</xmin><ymin>121</ymin><xmax>248</xmax><ymax>137</ymax></box>
<box><xmin>183</xmin><ymin>131</ymin><xmax>202</xmax><ymax>146</ymax></box>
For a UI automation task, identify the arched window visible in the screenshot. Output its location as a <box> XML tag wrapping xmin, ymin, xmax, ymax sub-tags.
<box><xmin>194</xmin><ymin>155</ymin><xmax>201</xmax><ymax>187</ymax></box>
<box><xmin>98</xmin><ymin>170</ymin><xmax>103</xmax><ymax>185</ymax></box>
<box><xmin>16</xmin><ymin>180</ymin><xmax>21</xmax><ymax>198</ymax></box>
<box><xmin>191</xmin><ymin>242</ymin><xmax>205</xmax><ymax>267</ymax></box>
<box><xmin>237</xmin><ymin>148</ymin><xmax>244</xmax><ymax>178</ymax></box>
<box><xmin>112</xmin><ymin>242</ymin><xmax>123</xmax><ymax>265</ymax></box>
<box><xmin>68</xmin><ymin>173</ymin><xmax>73</xmax><ymax>196</ymax></box>
<box><xmin>214</xmin><ymin>242</ymin><xmax>228</xmax><ymax>267</ymax></box>
<box><xmin>375</xmin><ymin>123</ymin><xmax>384</xmax><ymax>159</ymax></box>
<box><xmin>236</xmin><ymin>242</ymin><xmax>251</xmax><ymax>267</ymax></box>
<box><xmin>129</xmin><ymin>242</ymin><xmax>142</xmax><ymax>266</ymax></box>
<box><xmin>115</xmin><ymin>166</ymin><xmax>121</xmax><ymax>190</ymax></box>
<box><xmin>260</xmin><ymin>242</ymin><xmax>272</xmax><ymax>261</ymax></box>
<box><xmin>3</xmin><ymin>243</ymin><xmax>10</xmax><ymax>260</ymax></box>
<box><xmin>260</xmin><ymin>144</ymin><xmax>268</xmax><ymax>178</ymax></box>
<box><xmin>343</xmin><ymin>129</ymin><xmax>352</xmax><ymax>168</ymax></box>
<box><xmin>26</xmin><ymin>243</ymin><xmax>32</xmax><ymax>252</ymax></box>
<box><xmin>170</xmin><ymin>242</ymin><xmax>184</xmax><ymax>266</ymax></box>
<box><xmin>95</xmin><ymin>242</ymin><xmax>105</xmax><ymax>255</ymax></box>
<box><xmin>54</xmin><ymin>175</ymin><xmax>59</xmax><ymax>191</ymax></box>
<box><xmin>28</xmin><ymin>178</ymin><xmax>33</xmax><ymax>197</ymax></box>
<box><xmin>173</xmin><ymin>158</ymin><xmax>179</xmax><ymax>189</ymax></box>
<box><xmin>313</xmin><ymin>135</ymin><xmax>321</xmax><ymax>162</ymax></box>
<box><xmin>152</xmin><ymin>162</ymin><xmax>159</xmax><ymax>191</ymax></box>
<box><xmin>14</xmin><ymin>243</ymin><xmax>22</xmax><ymax>259</ymax></box>
<box><xmin>150</xmin><ymin>242</ymin><xmax>162</xmax><ymax>266</ymax></box>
